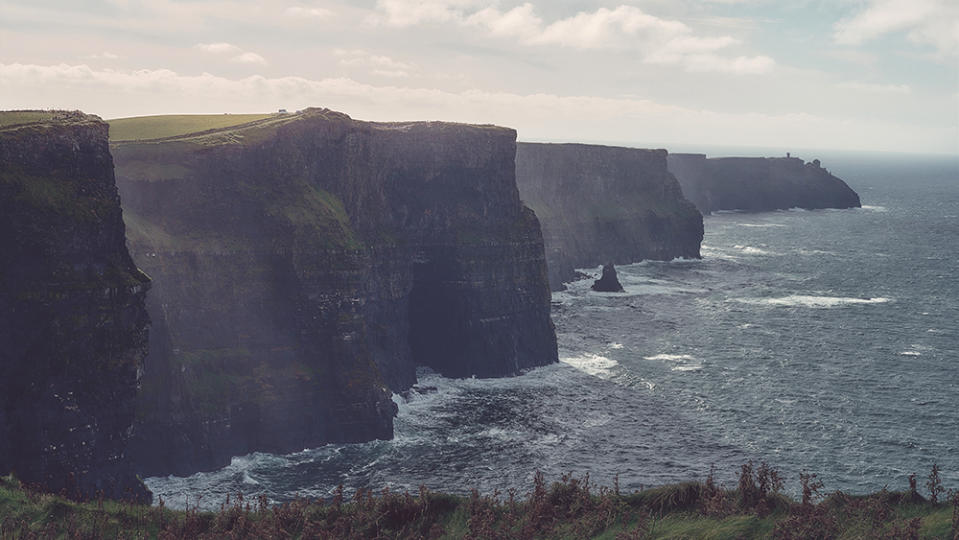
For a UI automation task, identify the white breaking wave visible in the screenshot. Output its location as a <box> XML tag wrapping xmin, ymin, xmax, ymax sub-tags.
<box><xmin>645</xmin><ymin>353</ymin><xmax>703</xmax><ymax>373</ymax></box>
<box><xmin>739</xmin><ymin>223</ymin><xmax>787</xmax><ymax>228</ymax></box>
<box><xmin>671</xmin><ymin>364</ymin><xmax>704</xmax><ymax>372</ymax></box>
<box><xmin>733</xmin><ymin>295</ymin><xmax>891</xmax><ymax>308</ymax></box>
<box><xmin>644</xmin><ymin>354</ymin><xmax>696</xmax><ymax>362</ymax></box>
<box><xmin>734</xmin><ymin>245</ymin><xmax>772</xmax><ymax>255</ymax></box>
<box><xmin>561</xmin><ymin>353</ymin><xmax>618</xmax><ymax>378</ymax></box>
<box><xmin>608</xmin><ymin>342</ymin><xmax>624</xmax><ymax>350</ymax></box>
<box><xmin>899</xmin><ymin>351</ymin><xmax>921</xmax><ymax>357</ymax></box>
<box><xmin>861</xmin><ymin>205</ymin><xmax>888</xmax><ymax>212</ymax></box>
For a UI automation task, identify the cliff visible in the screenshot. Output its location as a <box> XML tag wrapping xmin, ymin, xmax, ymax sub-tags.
<box><xmin>667</xmin><ymin>153</ymin><xmax>861</xmax><ymax>214</ymax></box>
<box><xmin>0</xmin><ymin>111</ymin><xmax>151</xmax><ymax>501</ymax></box>
<box><xmin>111</xmin><ymin>109</ymin><xmax>557</xmax><ymax>477</ymax></box>
<box><xmin>515</xmin><ymin>143</ymin><xmax>703</xmax><ymax>290</ymax></box>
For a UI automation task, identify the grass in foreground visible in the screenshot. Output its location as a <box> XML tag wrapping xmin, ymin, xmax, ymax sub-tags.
<box><xmin>107</xmin><ymin>113</ymin><xmax>279</xmax><ymax>141</ymax></box>
<box><xmin>1</xmin><ymin>464</ymin><xmax>957</xmax><ymax>539</ymax></box>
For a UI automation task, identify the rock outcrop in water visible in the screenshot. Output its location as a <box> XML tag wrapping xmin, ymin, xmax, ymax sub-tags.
<box><xmin>591</xmin><ymin>265</ymin><xmax>624</xmax><ymax>293</ymax></box>
<box><xmin>666</xmin><ymin>154</ymin><xmax>861</xmax><ymax>214</ymax></box>
<box><xmin>0</xmin><ymin>111</ymin><xmax>151</xmax><ymax>500</ymax></box>
<box><xmin>515</xmin><ymin>143</ymin><xmax>703</xmax><ymax>290</ymax></box>
<box><xmin>111</xmin><ymin>108</ymin><xmax>558</xmax><ymax>477</ymax></box>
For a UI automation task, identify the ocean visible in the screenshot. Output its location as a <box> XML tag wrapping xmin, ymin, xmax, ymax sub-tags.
<box><xmin>146</xmin><ymin>152</ymin><xmax>959</xmax><ymax>509</ymax></box>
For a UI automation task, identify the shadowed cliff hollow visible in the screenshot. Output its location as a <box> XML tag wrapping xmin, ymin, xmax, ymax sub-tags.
<box><xmin>515</xmin><ymin>143</ymin><xmax>703</xmax><ymax>290</ymax></box>
<box><xmin>110</xmin><ymin>108</ymin><xmax>558</xmax><ymax>477</ymax></box>
<box><xmin>0</xmin><ymin>111</ymin><xmax>151</xmax><ymax>501</ymax></box>
<box><xmin>667</xmin><ymin>153</ymin><xmax>861</xmax><ymax>214</ymax></box>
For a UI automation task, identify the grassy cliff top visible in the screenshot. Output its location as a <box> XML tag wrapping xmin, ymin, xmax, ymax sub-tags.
<box><xmin>0</xmin><ymin>110</ymin><xmax>101</xmax><ymax>132</ymax></box>
<box><xmin>109</xmin><ymin>108</ymin><xmax>513</xmax><ymax>146</ymax></box>
<box><xmin>108</xmin><ymin>113</ymin><xmax>284</xmax><ymax>142</ymax></box>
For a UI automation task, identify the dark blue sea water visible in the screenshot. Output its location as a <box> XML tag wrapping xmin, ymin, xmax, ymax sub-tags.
<box><xmin>147</xmin><ymin>153</ymin><xmax>959</xmax><ymax>509</ymax></box>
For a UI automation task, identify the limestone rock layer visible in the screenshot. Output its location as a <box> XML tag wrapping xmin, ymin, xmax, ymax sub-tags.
<box><xmin>112</xmin><ymin>109</ymin><xmax>558</xmax><ymax>477</ymax></box>
<box><xmin>515</xmin><ymin>143</ymin><xmax>703</xmax><ymax>290</ymax></box>
<box><xmin>667</xmin><ymin>153</ymin><xmax>861</xmax><ymax>214</ymax></box>
<box><xmin>0</xmin><ymin>111</ymin><xmax>151</xmax><ymax>501</ymax></box>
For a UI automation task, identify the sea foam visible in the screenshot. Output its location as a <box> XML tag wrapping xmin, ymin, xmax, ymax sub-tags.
<box><xmin>734</xmin><ymin>295</ymin><xmax>891</xmax><ymax>308</ymax></box>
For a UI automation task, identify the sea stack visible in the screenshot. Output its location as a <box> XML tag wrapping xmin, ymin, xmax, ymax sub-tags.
<box><xmin>591</xmin><ymin>264</ymin><xmax>625</xmax><ymax>292</ymax></box>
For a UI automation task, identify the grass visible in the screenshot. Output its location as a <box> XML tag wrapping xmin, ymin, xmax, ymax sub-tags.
<box><xmin>108</xmin><ymin>113</ymin><xmax>279</xmax><ymax>142</ymax></box>
<box><xmin>1</xmin><ymin>464</ymin><xmax>956</xmax><ymax>539</ymax></box>
<box><xmin>0</xmin><ymin>111</ymin><xmax>60</xmax><ymax>128</ymax></box>
<box><xmin>0</xmin><ymin>110</ymin><xmax>97</xmax><ymax>130</ymax></box>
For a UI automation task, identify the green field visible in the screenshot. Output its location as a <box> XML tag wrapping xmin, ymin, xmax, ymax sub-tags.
<box><xmin>0</xmin><ymin>110</ymin><xmax>90</xmax><ymax>129</ymax></box>
<box><xmin>108</xmin><ymin>113</ymin><xmax>280</xmax><ymax>142</ymax></box>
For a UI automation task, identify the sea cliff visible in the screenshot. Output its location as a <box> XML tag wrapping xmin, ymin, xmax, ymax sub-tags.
<box><xmin>667</xmin><ymin>153</ymin><xmax>861</xmax><ymax>214</ymax></box>
<box><xmin>515</xmin><ymin>143</ymin><xmax>703</xmax><ymax>290</ymax></box>
<box><xmin>111</xmin><ymin>109</ymin><xmax>558</xmax><ymax>477</ymax></box>
<box><xmin>0</xmin><ymin>111</ymin><xmax>151</xmax><ymax>500</ymax></box>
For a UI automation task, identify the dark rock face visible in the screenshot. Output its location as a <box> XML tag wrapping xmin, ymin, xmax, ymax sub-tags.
<box><xmin>591</xmin><ymin>265</ymin><xmax>624</xmax><ymax>292</ymax></box>
<box><xmin>515</xmin><ymin>143</ymin><xmax>703</xmax><ymax>290</ymax></box>
<box><xmin>667</xmin><ymin>153</ymin><xmax>861</xmax><ymax>214</ymax></box>
<box><xmin>0</xmin><ymin>112</ymin><xmax>151</xmax><ymax>501</ymax></box>
<box><xmin>113</xmin><ymin>109</ymin><xmax>558</xmax><ymax>477</ymax></box>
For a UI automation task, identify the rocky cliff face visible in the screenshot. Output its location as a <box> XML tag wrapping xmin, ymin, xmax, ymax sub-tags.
<box><xmin>515</xmin><ymin>143</ymin><xmax>703</xmax><ymax>290</ymax></box>
<box><xmin>0</xmin><ymin>111</ymin><xmax>151</xmax><ymax>501</ymax></box>
<box><xmin>112</xmin><ymin>109</ymin><xmax>557</xmax><ymax>477</ymax></box>
<box><xmin>667</xmin><ymin>153</ymin><xmax>861</xmax><ymax>214</ymax></box>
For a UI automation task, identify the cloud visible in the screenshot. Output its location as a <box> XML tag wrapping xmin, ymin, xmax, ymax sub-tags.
<box><xmin>834</xmin><ymin>0</ymin><xmax>959</xmax><ymax>56</ymax></box>
<box><xmin>284</xmin><ymin>6</ymin><xmax>333</xmax><ymax>19</ymax></box>
<box><xmin>334</xmin><ymin>49</ymin><xmax>414</xmax><ymax>78</ymax></box>
<box><xmin>838</xmin><ymin>81</ymin><xmax>912</xmax><ymax>94</ymax></box>
<box><xmin>1</xmin><ymin>62</ymin><xmax>951</xmax><ymax>154</ymax></box>
<box><xmin>196</xmin><ymin>42</ymin><xmax>268</xmax><ymax>66</ymax></box>
<box><xmin>232</xmin><ymin>52</ymin><xmax>268</xmax><ymax>65</ymax></box>
<box><xmin>370</xmin><ymin>0</ymin><xmax>482</xmax><ymax>27</ymax></box>
<box><xmin>196</xmin><ymin>42</ymin><xmax>241</xmax><ymax>54</ymax></box>
<box><xmin>372</xmin><ymin>2</ymin><xmax>774</xmax><ymax>73</ymax></box>
<box><xmin>82</xmin><ymin>52</ymin><xmax>121</xmax><ymax>60</ymax></box>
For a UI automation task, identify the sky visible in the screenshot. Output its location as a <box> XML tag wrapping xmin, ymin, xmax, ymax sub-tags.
<box><xmin>1</xmin><ymin>0</ymin><xmax>957</xmax><ymax>154</ymax></box>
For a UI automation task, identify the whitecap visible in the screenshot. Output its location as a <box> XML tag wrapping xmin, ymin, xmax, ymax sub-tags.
<box><xmin>561</xmin><ymin>353</ymin><xmax>618</xmax><ymax>378</ymax></box>
<box><xmin>739</xmin><ymin>223</ymin><xmax>787</xmax><ymax>228</ymax></box>
<box><xmin>733</xmin><ymin>244</ymin><xmax>772</xmax><ymax>255</ymax></box>
<box><xmin>861</xmin><ymin>205</ymin><xmax>888</xmax><ymax>212</ymax></box>
<box><xmin>899</xmin><ymin>351</ymin><xmax>921</xmax><ymax>357</ymax></box>
<box><xmin>733</xmin><ymin>295</ymin><xmax>891</xmax><ymax>308</ymax></box>
<box><xmin>671</xmin><ymin>365</ymin><xmax>703</xmax><ymax>372</ymax></box>
<box><xmin>644</xmin><ymin>353</ymin><xmax>696</xmax><ymax>362</ymax></box>
<box><xmin>608</xmin><ymin>342</ymin><xmax>624</xmax><ymax>350</ymax></box>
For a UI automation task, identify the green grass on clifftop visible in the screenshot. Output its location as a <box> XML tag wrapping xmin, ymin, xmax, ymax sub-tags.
<box><xmin>2</xmin><ymin>464</ymin><xmax>957</xmax><ymax>539</ymax></box>
<box><xmin>0</xmin><ymin>111</ymin><xmax>61</xmax><ymax>128</ymax></box>
<box><xmin>108</xmin><ymin>113</ymin><xmax>278</xmax><ymax>142</ymax></box>
<box><xmin>0</xmin><ymin>110</ymin><xmax>98</xmax><ymax>130</ymax></box>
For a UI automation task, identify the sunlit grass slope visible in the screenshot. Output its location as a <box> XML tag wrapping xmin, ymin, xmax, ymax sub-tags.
<box><xmin>108</xmin><ymin>113</ymin><xmax>280</xmax><ymax>142</ymax></box>
<box><xmin>0</xmin><ymin>110</ymin><xmax>98</xmax><ymax>130</ymax></box>
<box><xmin>0</xmin><ymin>111</ymin><xmax>61</xmax><ymax>128</ymax></box>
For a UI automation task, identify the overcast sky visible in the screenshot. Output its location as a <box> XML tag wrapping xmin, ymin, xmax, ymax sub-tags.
<box><xmin>1</xmin><ymin>0</ymin><xmax>957</xmax><ymax>154</ymax></box>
